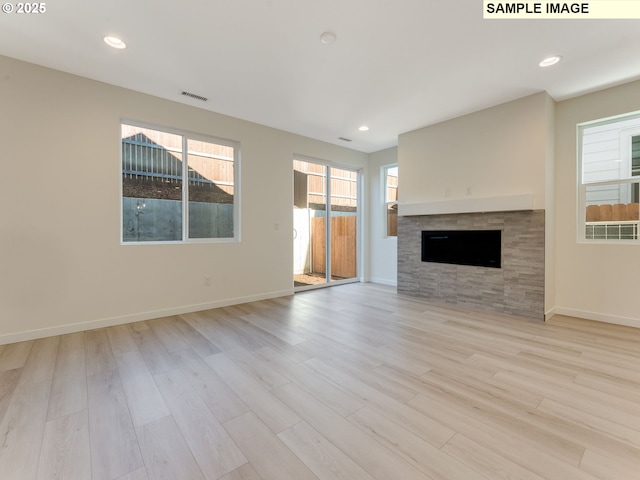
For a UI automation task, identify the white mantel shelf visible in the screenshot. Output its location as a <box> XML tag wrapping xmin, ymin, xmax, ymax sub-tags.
<box><xmin>398</xmin><ymin>194</ymin><xmax>535</xmax><ymax>216</ymax></box>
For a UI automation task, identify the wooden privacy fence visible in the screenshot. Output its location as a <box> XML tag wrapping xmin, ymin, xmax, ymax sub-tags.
<box><xmin>311</xmin><ymin>216</ymin><xmax>357</xmax><ymax>279</ymax></box>
<box><xmin>586</xmin><ymin>203</ymin><xmax>639</xmax><ymax>221</ymax></box>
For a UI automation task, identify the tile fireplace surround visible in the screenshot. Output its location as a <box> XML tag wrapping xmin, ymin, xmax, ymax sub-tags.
<box><xmin>397</xmin><ymin>210</ymin><xmax>545</xmax><ymax>319</ymax></box>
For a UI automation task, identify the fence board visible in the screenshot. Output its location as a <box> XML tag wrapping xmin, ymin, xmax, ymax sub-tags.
<box><xmin>311</xmin><ymin>217</ymin><xmax>356</xmax><ymax>279</ymax></box>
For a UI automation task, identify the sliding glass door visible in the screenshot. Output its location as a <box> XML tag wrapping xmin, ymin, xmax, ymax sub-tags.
<box><xmin>293</xmin><ymin>159</ymin><xmax>359</xmax><ymax>289</ymax></box>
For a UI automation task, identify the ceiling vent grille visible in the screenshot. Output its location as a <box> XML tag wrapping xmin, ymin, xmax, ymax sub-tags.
<box><xmin>181</xmin><ymin>91</ymin><xmax>208</xmax><ymax>102</ymax></box>
<box><xmin>338</xmin><ymin>137</ymin><xmax>352</xmax><ymax>142</ymax></box>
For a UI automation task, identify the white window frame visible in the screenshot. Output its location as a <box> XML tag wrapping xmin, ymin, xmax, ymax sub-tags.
<box><xmin>577</xmin><ymin>111</ymin><xmax>640</xmax><ymax>244</ymax></box>
<box><xmin>383</xmin><ymin>164</ymin><xmax>398</xmax><ymax>238</ymax></box>
<box><xmin>120</xmin><ymin>120</ymin><xmax>240</xmax><ymax>244</ymax></box>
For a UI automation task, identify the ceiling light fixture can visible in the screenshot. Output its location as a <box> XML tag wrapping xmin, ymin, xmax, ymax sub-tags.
<box><xmin>539</xmin><ymin>55</ymin><xmax>561</xmax><ymax>67</ymax></box>
<box><xmin>320</xmin><ymin>32</ymin><xmax>337</xmax><ymax>45</ymax></box>
<box><xmin>359</xmin><ymin>125</ymin><xmax>369</xmax><ymax>131</ymax></box>
<box><xmin>104</xmin><ymin>36</ymin><xmax>127</xmax><ymax>49</ymax></box>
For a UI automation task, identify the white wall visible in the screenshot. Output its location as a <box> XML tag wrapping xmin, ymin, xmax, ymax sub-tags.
<box><xmin>398</xmin><ymin>92</ymin><xmax>551</xmax><ymax>209</ymax></box>
<box><xmin>544</xmin><ymin>93</ymin><xmax>556</xmax><ymax>316</ymax></box>
<box><xmin>0</xmin><ymin>55</ymin><xmax>367</xmax><ymax>343</ymax></box>
<box><xmin>555</xmin><ymin>79</ymin><xmax>640</xmax><ymax>328</ymax></box>
<box><xmin>366</xmin><ymin>147</ymin><xmax>398</xmax><ymax>286</ymax></box>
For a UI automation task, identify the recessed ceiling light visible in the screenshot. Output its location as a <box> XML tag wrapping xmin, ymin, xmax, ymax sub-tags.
<box><xmin>104</xmin><ymin>36</ymin><xmax>127</xmax><ymax>49</ymax></box>
<box><xmin>359</xmin><ymin>125</ymin><xmax>369</xmax><ymax>132</ymax></box>
<box><xmin>320</xmin><ymin>32</ymin><xmax>337</xmax><ymax>45</ymax></box>
<box><xmin>539</xmin><ymin>55</ymin><xmax>561</xmax><ymax>67</ymax></box>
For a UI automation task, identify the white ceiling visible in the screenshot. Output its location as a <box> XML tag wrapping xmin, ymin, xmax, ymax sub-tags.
<box><xmin>2</xmin><ymin>0</ymin><xmax>640</xmax><ymax>152</ymax></box>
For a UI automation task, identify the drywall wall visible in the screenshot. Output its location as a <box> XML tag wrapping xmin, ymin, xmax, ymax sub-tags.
<box><xmin>554</xmin><ymin>79</ymin><xmax>640</xmax><ymax>327</ymax></box>
<box><xmin>398</xmin><ymin>92</ymin><xmax>551</xmax><ymax>210</ymax></box>
<box><xmin>367</xmin><ymin>147</ymin><xmax>398</xmax><ymax>285</ymax></box>
<box><xmin>0</xmin><ymin>55</ymin><xmax>368</xmax><ymax>343</ymax></box>
<box><xmin>544</xmin><ymin>93</ymin><xmax>556</xmax><ymax>316</ymax></box>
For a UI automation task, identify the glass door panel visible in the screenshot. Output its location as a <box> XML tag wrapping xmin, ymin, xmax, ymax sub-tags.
<box><xmin>329</xmin><ymin>167</ymin><xmax>358</xmax><ymax>281</ymax></box>
<box><xmin>293</xmin><ymin>160</ymin><xmax>328</xmax><ymax>287</ymax></box>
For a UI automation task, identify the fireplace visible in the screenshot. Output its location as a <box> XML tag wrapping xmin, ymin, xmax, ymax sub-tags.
<box><xmin>421</xmin><ymin>230</ymin><xmax>501</xmax><ymax>268</ymax></box>
<box><xmin>398</xmin><ymin>210</ymin><xmax>544</xmax><ymax>319</ymax></box>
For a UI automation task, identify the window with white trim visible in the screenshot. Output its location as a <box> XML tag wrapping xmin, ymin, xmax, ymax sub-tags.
<box><xmin>578</xmin><ymin>111</ymin><xmax>640</xmax><ymax>241</ymax></box>
<box><xmin>121</xmin><ymin>123</ymin><xmax>239</xmax><ymax>243</ymax></box>
<box><xmin>384</xmin><ymin>165</ymin><xmax>398</xmax><ymax>237</ymax></box>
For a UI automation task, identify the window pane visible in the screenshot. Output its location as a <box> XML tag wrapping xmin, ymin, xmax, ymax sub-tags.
<box><xmin>385</xmin><ymin>166</ymin><xmax>398</xmax><ymax>237</ymax></box>
<box><xmin>122</xmin><ymin>125</ymin><xmax>183</xmax><ymax>242</ymax></box>
<box><xmin>386</xmin><ymin>166</ymin><xmax>398</xmax><ymax>202</ymax></box>
<box><xmin>387</xmin><ymin>204</ymin><xmax>398</xmax><ymax>236</ymax></box>
<box><xmin>581</xmin><ymin>115</ymin><xmax>640</xmax><ymax>183</ymax></box>
<box><xmin>585</xmin><ymin>183</ymin><xmax>633</xmax><ymax>207</ymax></box>
<box><xmin>584</xmin><ymin>183</ymin><xmax>639</xmax><ymax>240</ymax></box>
<box><xmin>187</xmin><ymin>139</ymin><xmax>234</xmax><ymax>239</ymax></box>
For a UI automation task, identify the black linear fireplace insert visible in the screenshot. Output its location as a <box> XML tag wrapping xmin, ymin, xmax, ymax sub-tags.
<box><xmin>421</xmin><ymin>230</ymin><xmax>501</xmax><ymax>268</ymax></box>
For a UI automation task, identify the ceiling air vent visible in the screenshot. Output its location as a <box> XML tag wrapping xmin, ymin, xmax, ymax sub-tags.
<box><xmin>338</xmin><ymin>137</ymin><xmax>352</xmax><ymax>142</ymax></box>
<box><xmin>181</xmin><ymin>91</ymin><xmax>208</xmax><ymax>102</ymax></box>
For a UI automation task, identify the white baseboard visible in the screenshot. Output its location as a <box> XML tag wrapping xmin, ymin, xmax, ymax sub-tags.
<box><xmin>551</xmin><ymin>307</ymin><xmax>640</xmax><ymax>329</ymax></box>
<box><xmin>544</xmin><ymin>307</ymin><xmax>558</xmax><ymax>321</ymax></box>
<box><xmin>368</xmin><ymin>277</ymin><xmax>398</xmax><ymax>287</ymax></box>
<box><xmin>0</xmin><ymin>289</ymin><xmax>294</xmax><ymax>346</ymax></box>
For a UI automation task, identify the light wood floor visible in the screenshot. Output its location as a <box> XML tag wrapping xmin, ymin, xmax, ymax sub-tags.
<box><xmin>1</xmin><ymin>284</ymin><xmax>640</xmax><ymax>480</ymax></box>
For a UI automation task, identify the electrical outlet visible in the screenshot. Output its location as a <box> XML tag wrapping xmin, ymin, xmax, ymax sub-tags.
<box><xmin>204</xmin><ymin>275</ymin><xmax>211</xmax><ymax>286</ymax></box>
